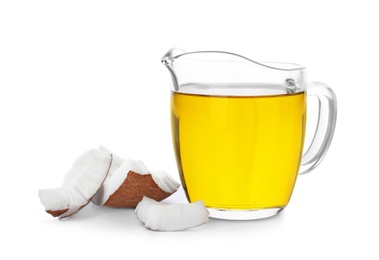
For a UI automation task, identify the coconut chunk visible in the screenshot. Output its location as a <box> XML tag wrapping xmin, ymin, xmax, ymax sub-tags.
<box><xmin>92</xmin><ymin>158</ymin><xmax>180</xmax><ymax>208</ymax></box>
<box><xmin>135</xmin><ymin>196</ymin><xmax>210</xmax><ymax>231</ymax></box>
<box><xmin>150</xmin><ymin>170</ymin><xmax>180</xmax><ymax>194</ymax></box>
<box><xmin>38</xmin><ymin>148</ymin><xmax>112</xmax><ymax>219</ymax></box>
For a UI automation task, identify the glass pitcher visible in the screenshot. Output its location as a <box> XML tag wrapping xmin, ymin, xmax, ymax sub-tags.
<box><xmin>162</xmin><ymin>48</ymin><xmax>337</xmax><ymax>220</ymax></box>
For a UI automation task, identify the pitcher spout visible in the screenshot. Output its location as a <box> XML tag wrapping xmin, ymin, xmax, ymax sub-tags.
<box><xmin>161</xmin><ymin>48</ymin><xmax>187</xmax><ymax>91</ymax></box>
<box><xmin>162</xmin><ymin>48</ymin><xmax>306</xmax><ymax>95</ymax></box>
<box><xmin>161</xmin><ymin>48</ymin><xmax>186</xmax><ymax>66</ymax></box>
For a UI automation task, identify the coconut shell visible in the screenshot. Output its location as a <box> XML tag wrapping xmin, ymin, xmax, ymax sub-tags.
<box><xmin>39</xmin><ymin>149</ymin><xmax>113</xmax><ymax>219</ymax></box>
<box><xmin>46</xmin><ymin>209</ymin><xmax>69</xmax><ymax>218</ymax></box>
<box><xmin>103</xmin><ymin>171</ymin><xmax>172</xmax><ymax>208</ymax></box>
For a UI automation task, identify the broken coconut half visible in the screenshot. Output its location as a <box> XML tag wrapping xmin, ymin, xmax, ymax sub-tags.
<box><xmin>135</xmin><ymin>196</ymin><xmax>210</xmax><ymax>231</ymax></box>
<box><xmin>92</xmin><ymin>153</ymin><xmax>180</xmax><ymax>207</ymax></box>
<box><xmin>38</xmin><ymin>148</ymin><xmax>112</xmax><ymax>219</ymax></box>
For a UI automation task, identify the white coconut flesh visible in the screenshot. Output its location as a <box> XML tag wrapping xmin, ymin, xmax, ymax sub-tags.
<box><xmin>150</xmin><ymin>170</ymin><xmax>180</xmax><ymax>193</ymax></box>
<box><xmin>38</xmin><ymin>149</ymin><xmax>112</xmax><ymax>219</ymax></box>
<box><xmin>92</xmin><ymin>157</ymin><xmax>180</xmax><ymax>207</ymax></box>
<box><xmin>135</xmin><ymin>196</ymin><xmax>210</xmax><ymax>231</ymax></box>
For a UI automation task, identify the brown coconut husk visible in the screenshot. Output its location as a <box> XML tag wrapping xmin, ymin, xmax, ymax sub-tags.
<box><xmin>103</xmin><ymin>171</ymin><xmax>172</xmax><ymax>208</ymax></box>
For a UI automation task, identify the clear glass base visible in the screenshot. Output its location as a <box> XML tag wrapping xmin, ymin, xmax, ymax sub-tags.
<box><xmin>208</xmin><ymin>207</ymin><xmax>283</xmax><ymax>220</ymax></box>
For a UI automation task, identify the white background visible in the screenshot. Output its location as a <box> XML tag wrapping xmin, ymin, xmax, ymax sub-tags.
<box><xmin>1</xmin><ymin>0</ymin><xmax>378</xmax><ymax>259</ymax></box>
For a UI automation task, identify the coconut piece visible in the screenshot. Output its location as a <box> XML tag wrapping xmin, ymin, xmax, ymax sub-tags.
<box><xmin>38</xmin><ymin>148</ymin><xmax>112</xmax><ymax>219</ymax></box>
<box><xmin>92</xmin><ymin>157</ymin><xmax>180</xmax><ymax>207</ymax></box>
<box><xmin>135</xmin><ymin>196</ymin><xmax>209</xmax><ymax>231</ymax></box>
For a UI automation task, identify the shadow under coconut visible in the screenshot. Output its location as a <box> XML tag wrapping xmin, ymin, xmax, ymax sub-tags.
<box><xmin>65</xmin><ymin>202</ymin><xmax>142</xmax><ymax>230</ymax></box>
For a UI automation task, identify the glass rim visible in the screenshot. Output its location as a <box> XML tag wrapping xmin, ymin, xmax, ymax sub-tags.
<box><xmin>172</xmin><ymin>50</ymin><xmax>306</xmax><ymax>72</ymax></box>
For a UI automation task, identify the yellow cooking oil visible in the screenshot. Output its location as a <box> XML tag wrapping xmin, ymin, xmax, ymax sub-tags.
<box><xmin>171</xmin><ymin>89</ymin><xmax>306</xmax><ymax>209</ymax></box>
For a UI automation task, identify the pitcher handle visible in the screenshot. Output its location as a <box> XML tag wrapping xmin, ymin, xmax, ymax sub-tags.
<box><xmin>299</xmin><ymin>82</ymin><xmax>337</xmax><ymax>174</ymax></box>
